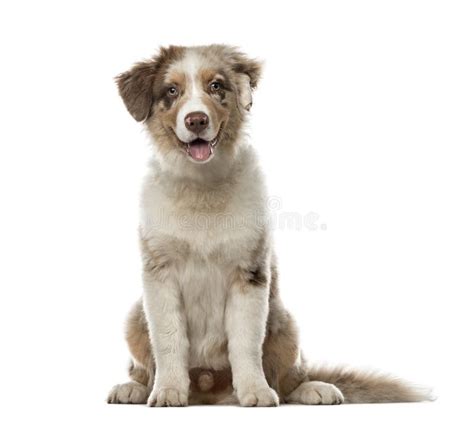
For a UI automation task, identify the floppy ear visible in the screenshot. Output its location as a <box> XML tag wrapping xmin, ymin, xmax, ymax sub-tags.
<box><xmin>236</xmin><ymin>74</ymin><xmax>253</xmax><ymax>112</ymax></box>
<box><xmin>115</xmin><ymin>59</ymin><xmax>158</xmax><ymax>122</ymax></box>
<box><xmin>231</xmin><ymin>53</ymin><xmax>263</xmax><ymax>112</ymax></box>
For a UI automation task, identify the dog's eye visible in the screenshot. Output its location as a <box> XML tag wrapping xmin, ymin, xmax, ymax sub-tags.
<box><xmin>167</xmin><ymin>86</ymin><xmax>179</xmax><ymax>97</ymax></box>
<box><xmin>209</xmin><ymin>81</ymin><xmax>222</xmax><ymax>92</ymax></box>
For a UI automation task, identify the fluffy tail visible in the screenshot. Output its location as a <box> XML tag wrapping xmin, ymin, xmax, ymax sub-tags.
<box><xmin>308</xmin><ymin>365</ymin><xmax>433</xmax><ymax>403</ymax></box>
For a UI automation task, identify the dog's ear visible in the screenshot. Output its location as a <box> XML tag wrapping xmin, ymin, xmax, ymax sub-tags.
<box><xmin>115</xmin><ymin>59</ymin><xmax>158</xmax><ymax>122</ymax></box>
<box><xmin>231</xmin><ymin>52</ymin><xmax>263</xmax><ymax>112</ymax></box>
<box><xmin>116</xmin><ymin>46</ymin><xmax>184</xmax><ymax>121</ymax></box>
<box><xmin>235</xmin><ymin>74</ymin><xmax>254</xmax><ymax>112</ymax></box>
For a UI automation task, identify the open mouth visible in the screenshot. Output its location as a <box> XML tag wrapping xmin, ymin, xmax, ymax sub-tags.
<box><xmin>172</xmin><ymin>124</ymin><xmax>222</xmax><ymax>163</ymax></box>
<box><xmin>170</xmin><ymin>124</ymin><xmax>223</xmax><ymax>163</ymax></box>
<box><xmin>184</xmin><ymin>137</ymin><xmax>219</xmax><ymax>162</ymax></box>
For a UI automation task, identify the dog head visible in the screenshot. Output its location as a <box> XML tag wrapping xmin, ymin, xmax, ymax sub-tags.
<box><xmin>116</xmin><ymin>45</ymin><xmax>262</xmax><ymax>165</ymax></box>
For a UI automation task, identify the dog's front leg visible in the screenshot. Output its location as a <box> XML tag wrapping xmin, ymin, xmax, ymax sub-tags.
<box><xmin>142</xmin><ymin>263</ymin><xmax>189</xmax><ymax>407</ymax></box>
<box><xmin>225</xmin><ymin>266</ymin><xmax>279</xmax><ymax>407</ymax></box>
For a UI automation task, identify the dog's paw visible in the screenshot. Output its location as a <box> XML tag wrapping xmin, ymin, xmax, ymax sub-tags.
<box><xmin>238</xmin><ymin>386</ymin><xmax>279</xmax><ymax>407</ymax></box>
<box><xmin>147</xmin><ymin>387</ymin><xmax>188</xmax><ymax>407</ymax></box>
<box><xmin>286</xmin><ymin>381</ymin><xmax>344</xmax><ymax>405</ymax></box>
<box><xmin>107</xmin><ymin>381</ymin><xmax>149</xmax><ymax>404</ymax></box>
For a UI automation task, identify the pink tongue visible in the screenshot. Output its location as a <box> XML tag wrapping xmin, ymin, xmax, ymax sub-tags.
<box><xmin>188</xmin><ymin>140</ymin><xmax>211</xmax><ymax>161</ymax></box>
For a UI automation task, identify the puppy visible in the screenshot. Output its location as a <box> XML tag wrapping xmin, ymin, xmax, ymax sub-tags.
<box><xmin>107</xmin><ymin>45</ymin><xmax>430</xmax><ymax>407</ymax></box>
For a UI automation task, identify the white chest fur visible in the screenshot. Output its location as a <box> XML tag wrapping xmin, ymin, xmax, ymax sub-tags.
<box><xmin>140</xmin><ymin>146</ymin><xmax>268</xmax><ymax>369</ymax></box>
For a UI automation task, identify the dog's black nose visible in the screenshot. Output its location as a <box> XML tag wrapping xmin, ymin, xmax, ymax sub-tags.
<box><xmin>185</xmin><ymin>111</ymin><xmax>209</xmax><ymax>134</ymax></box>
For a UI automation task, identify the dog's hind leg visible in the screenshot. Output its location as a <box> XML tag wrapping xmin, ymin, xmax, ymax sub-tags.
<box><xmin>284</xmin><ymin>380</ymin><xmax>344</xmax><ymax>405</ymax></box>
<box><xmin>107</xmin><ymin>361</ymin><xmax>152</xmax><ymax>404</ymax></box>
<box><xmin>107</xmin><ymin>300</ymin><xmax>154</xmax><ymax>404</ymax></box>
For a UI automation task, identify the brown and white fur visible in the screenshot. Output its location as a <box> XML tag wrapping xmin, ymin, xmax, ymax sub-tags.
<box><xmin>107</xmin><ymin>45</ymin><xmax>430</xmax><ymax>407</ymax></box>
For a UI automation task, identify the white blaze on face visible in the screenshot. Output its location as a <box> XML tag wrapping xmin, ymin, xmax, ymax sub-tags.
<box><xmin>173</xmin><ymin>52</ymin><xmax>217</xmax><ymax>144</ymax></box>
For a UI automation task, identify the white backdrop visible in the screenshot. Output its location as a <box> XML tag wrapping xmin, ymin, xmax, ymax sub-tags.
<box><xmin>0</xmin><ymin>1</ymin><xmax>473</xmax><ymax>424</ymax></box>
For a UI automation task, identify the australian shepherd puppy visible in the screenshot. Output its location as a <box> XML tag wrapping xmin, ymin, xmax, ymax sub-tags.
<box><xmin>107</xmin><ymin>45</ymin><xmax>429</xmax><ymax>407</ymax></box>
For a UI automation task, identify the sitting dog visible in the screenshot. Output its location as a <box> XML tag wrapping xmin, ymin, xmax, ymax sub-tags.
<box><xmin>107</xmin><ymin>45</ymin><xmax>429</xmax><ymax>407</ymax></box>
